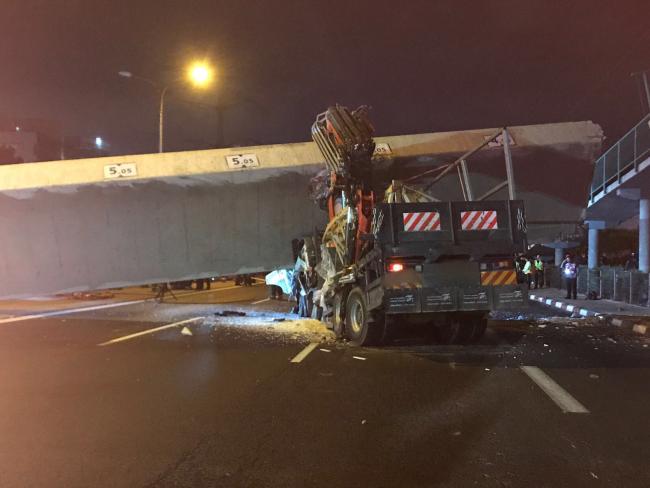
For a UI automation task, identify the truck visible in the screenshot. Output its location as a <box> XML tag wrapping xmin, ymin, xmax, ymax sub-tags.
<box><xmin>301</xmin><ymin>104</ymin><xmax>528</xmax><ymax>346</ymax></box>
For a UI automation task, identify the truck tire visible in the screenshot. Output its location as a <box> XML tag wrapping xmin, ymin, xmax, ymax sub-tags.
<box><xmin>468</xmin><ymin>317</ymin><xmax>488</xmax><ymax>343</ymax></box>
<box><xmin>436</xmin><ymin>316</ymin><xmax>461</xmax><ymax>344</ymax></box>
<box><xmin>345</xmin><ymin>287</ymin><xmax>383</xmax><ymax>346</ymax></box>
<box><xmin>332</xmin><ymin>293</ymin><xmax>346</xmax><ymax>339</ymax></box>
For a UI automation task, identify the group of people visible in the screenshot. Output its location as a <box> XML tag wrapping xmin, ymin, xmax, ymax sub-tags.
<box><xmin>518</xmin><ymin>253</ymin><xmax>579</xmax><ymax>299</ymax></box>
<box><xmin>600</xmin><ymin>251</ymin><xmax>639</xmax><ymax>270</ymax></box>
<box><xmin>515</xmin><ymin>254</ymin><xmax>545</xmax><ymax>289</ymax></box>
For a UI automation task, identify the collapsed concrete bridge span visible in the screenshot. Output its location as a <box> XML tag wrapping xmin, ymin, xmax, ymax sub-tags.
<box><xmin>0</xmin><ymin>120</ymin><xmax>602</xmax><ymax>298</ymax></box>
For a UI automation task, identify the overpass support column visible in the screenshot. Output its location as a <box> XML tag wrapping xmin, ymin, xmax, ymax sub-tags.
<box><xmin>640</xmin><ymin>198</ymin><xmax>649</xmax><ymax>273</ymax></box>
<box><xmin>585</xmin><ymin>220</ymin><xmax>606</xmax><ymax>270</ymax></box>
<box><xmin>555</xmin><ymin>248</ymin><xmax>563</xmax><ymax>266</ymax></box>
<box><xmin>588</xmin><ymin>228</ymin><xmax>599</xmax><ymax>270</ymax></box>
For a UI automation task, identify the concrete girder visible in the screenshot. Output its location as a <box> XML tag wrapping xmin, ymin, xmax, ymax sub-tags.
<box><xmin>0</xmin><ymin>121</ymin><xmax>602</xmax><ymax>298</ymax></box>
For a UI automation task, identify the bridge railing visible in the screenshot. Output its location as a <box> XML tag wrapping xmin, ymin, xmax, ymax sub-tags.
<box><xmin>590</xmin><ymin>114</ymin><xmax>650</xmax><ymax>203</ymax></box>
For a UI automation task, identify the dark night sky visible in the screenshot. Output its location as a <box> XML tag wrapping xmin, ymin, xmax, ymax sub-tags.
<box><xmin>2</xmin><ymin>0</ymin><xmax>649</xmax><ymax>156</ymax></box>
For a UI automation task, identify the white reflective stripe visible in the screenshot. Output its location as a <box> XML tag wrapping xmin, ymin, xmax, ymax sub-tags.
<box><xmin>471</xmin><ymin>211</ymin><xmax>486</xmax><ymax>230</ymax></box>
<box><xmin>403</xmin><ymin>212</ymin><xmax>441</xmax><ymax>232</ymax></box>
<box><xmin>461</xmin><ymin>210</ymin><xmax>478</xmax><ymax>229</ymax></box>
<box><xmin>413</xmin><ymin>213</ymin><xmax>429</xmax><ymax>231</ymax></box>
<box><xmin>482</xmin><ymin>210</ymin><xmax>498</xmax><ymax>229</ymax></box>
<box><xmin>403</xmin><ymin>212</ymin><xmax>418</xmax><ymax>230</ymax></box>
<box><xmin>416</xmin><ymin>212</ymin><xmax>438</xmax><ymax>231</ymax></box>
<box><xmin>427</xmin><ymin>213</ymin><xmax>441</xmax><ymax>230</ymax></box>
<box><xmin>461</xmin><ymin>210</ymin><xmax>497</xmax><ymax>230</ymax></box>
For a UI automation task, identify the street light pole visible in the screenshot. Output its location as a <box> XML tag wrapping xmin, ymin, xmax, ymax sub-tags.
<box><xmin>158</xmin><ymin>86</ymin><xmax>169</xmax><ymax>153</ymax></box>
<box><xmin>631</xmin><ymin>69</ymin><xmax>650</xmax><ymax>115</ymax></box>
<box><xmin>119</xmin><ymin>62</ymin><xmax>214</xmax><ymax>153</ymax></box>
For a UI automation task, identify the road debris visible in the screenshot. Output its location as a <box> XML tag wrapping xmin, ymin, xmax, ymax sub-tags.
<box><xmin>180</xmin><ymin>326</ymin><xmax>193</xmax><ymax>336</ymax></box>
<box><xmin>319</xmin><ymin>348</ymin><xmax>331</xmax><ymax>352</ymax></box>
<box><xmin>590</xmin><ymin>472</ymin><xmax>599</xmax><ymax>479</ymax></box>
<box><xmin>215</xmin><ymin>310</ymin><xmax>247</xmax><ymax>317</ymax></box>
<box><xmin>589</xmin><ymin>374</ymin><xmax>599</xmax><ymax>379</ymax></box>
<box><xmin>361</xmin><ymin>419</ymin><xmax>367</xmax><ymax>425</ymax></box>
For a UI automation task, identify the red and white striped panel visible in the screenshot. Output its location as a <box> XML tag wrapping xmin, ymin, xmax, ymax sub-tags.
<box><xmin>402</xmin><ymin>211</ymin><xmax>441</xmax><ymax>232</ymax></box>
<box><xmin>460</xmin><ymin>210</ymin><xmax>498</xmax><ymax>230</ymax></box>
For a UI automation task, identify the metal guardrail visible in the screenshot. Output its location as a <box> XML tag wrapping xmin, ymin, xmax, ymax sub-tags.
<box><xmin>547</xmin><ymin>266</ymin><xmax>649</xmax><ymax>306</ymax></box>
<box><xmin>590</xmin><ymin>114</ymin><xmax>650</xmax><ymax>203</ymax></box>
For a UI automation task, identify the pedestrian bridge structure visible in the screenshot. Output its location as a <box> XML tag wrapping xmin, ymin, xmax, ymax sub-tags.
<box><xmin>586</xmin><ymin>114</ymin><xmax>650</xmax><ymax>272</ymax></box>
<box><xmin>0</xmin><ymin>121</ymin><xmax>602</xmax><ymax>298</ymax></box>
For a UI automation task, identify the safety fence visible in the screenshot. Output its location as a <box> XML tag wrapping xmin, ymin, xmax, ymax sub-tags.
<box><xmin>545</xmin><ymin>266</ymin><xmax>649</xmax><ymax>307</ymax></box>
<box><xmin>590</xmin><ymin>114</ymin><xmax>650</xmax><ymax>203</ymax></box>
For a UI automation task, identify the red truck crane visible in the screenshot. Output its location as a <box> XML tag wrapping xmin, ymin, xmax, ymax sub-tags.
<box><xmin>303</xmin><ymin>104</ymin><xmax>528</xmax><ymax>345</ymax></box>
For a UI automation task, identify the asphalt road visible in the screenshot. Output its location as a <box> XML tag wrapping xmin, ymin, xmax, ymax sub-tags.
<box><xmin>0</xmin><ymin>283</ymin><xmax>648</xmax><ymax>488</ymax></box>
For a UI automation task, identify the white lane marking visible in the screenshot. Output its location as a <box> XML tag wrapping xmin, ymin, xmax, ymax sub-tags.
<box><xmin>290</xmin><ymin>342</ymin><xmax>319</xmax><ymax>363</ymax></box>
<box><xmin>0</xmin><ymin>299</ymin><xmax>147</xmax><ymax>325</ymax></box>
<box><xmin>520</xmin><ymin>366</ymin><xmax>589</xmax><ymax>413</ymax></box>
<box><xmin>251</xmin><ymin>297</ymin><xmax>271</xmax><ymax>305</ymax></box>
<box><xmin>177</xmin><ymin>283</ymin><xmax>259</xmax><ymax>298</ymax></box>
<box><xmin>0</xmin><ymin>283</ymin><xmax>260</xmax><ymax>325</ymax></box>
<box><xmin>319</xmin><ymin>348</ymin><xmax>331</xmax><ymax>353</ymax></box>
<box><xmin>353</xmin><ymin>356</ymin><xmax>367</xmax><ymax>361</ymax></box>
<box><xmin>98</xmin><ymin>316</ymin><xmax>204</xmax><ymax>346</ymax></box>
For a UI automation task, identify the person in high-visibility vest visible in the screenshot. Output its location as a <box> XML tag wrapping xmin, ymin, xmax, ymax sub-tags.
<box><xmin>533</xmin><ymin>254</ymin><xmax>544</xmax><ymax>289</ymax></box>
<box><xmin>522</xmin><ymin>256</ymin><xmax>533</xmax><ymax>288</ymax></box>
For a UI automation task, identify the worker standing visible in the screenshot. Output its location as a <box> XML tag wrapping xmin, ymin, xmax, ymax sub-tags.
<box><xmin>533</xmin><ymin>254</ymin><xmax>544</xmax><ymax>289</ymax></box>
<box><xmin>560</xmin><ymin>254</ymin><xmax>578</xmax><ymax>299</ymax></box>
<box><xmin>523</xmin><ymin>256</ymin><xmax>533</xmax><ymax>288</ymax></box>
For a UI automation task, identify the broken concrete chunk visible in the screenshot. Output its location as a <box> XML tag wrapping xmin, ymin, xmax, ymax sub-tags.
<box><xmin>215</xmin><ymin>310</ymin><xmax>247</xmax><ymax>317</ymax></box>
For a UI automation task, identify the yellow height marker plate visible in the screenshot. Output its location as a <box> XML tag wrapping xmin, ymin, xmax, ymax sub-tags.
<box><xmin>481</xmin><ymin>270</ymin><xmax>517</xmax><ymax>286</ymax></box>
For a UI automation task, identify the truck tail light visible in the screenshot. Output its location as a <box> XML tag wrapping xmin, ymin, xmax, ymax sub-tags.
<box><xmin>388</xmin><ymin>262</ymin><xmax>404</xmax><ymax>272</ymax></box>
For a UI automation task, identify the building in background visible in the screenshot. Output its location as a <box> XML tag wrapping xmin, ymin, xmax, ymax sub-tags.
<box><xmin>0</xmin><ymin>116</ymin><xmax>109</xmax><ymax>164</ymax></box>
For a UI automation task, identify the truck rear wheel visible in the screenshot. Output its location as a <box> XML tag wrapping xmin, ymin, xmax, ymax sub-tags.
<box><xmin>345</xmin><ymin>287</ymin><xmax>383</xmax><ymax>346</ymax></box>
<box><xmin>436</xmin><ymin>318</ymin><xmax>461</xmax><ymax>344</ymax></box>
<box><xmin>332</xmin><ymin>293</ymin><xmax>346</xmax><ymax>339</ymax></box>
<box><xmin>468</xmin><ymin>317</ymin><xmax>487</xmax><ymax>343</ymax></box>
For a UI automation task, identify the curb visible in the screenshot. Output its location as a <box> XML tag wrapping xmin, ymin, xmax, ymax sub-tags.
<box><xmin>529</xmin><ymin>293</ymin><xmax>599</xmax><ymax>318</ymax></box>
<box><xmin>530</xmin><ymin>293</ymin><xmax>649</xmax><ymax>335</ymax></box>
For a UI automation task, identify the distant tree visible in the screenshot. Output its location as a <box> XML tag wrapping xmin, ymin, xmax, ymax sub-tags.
<box><xmin>0</xmin><ymin>144</ymin><xmax>23</xmax><ymax>165</ymax></box>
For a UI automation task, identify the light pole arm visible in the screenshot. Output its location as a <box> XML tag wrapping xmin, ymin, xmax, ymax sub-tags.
<box><xmin>159</xmin><ymin>86</ymin><xmax>169</xmax><ymax>153</ymax></box>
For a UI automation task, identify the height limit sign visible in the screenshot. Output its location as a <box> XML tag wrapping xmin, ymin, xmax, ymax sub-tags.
<box><xmin>225</xmin><ymin>153</ymin><xmax>259</xmax><ymax>170</ymax></box>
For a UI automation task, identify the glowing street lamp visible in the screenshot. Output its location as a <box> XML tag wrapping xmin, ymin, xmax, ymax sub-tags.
<box><xmin>188</xmin><ymin>61</ymin><xmax>214</xmax><ymax>88</ymax></box>
<box><xmin>119</xmin><ymin>61</ymin><xmax>214</xmax><ymax>153</ymax></box>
